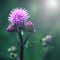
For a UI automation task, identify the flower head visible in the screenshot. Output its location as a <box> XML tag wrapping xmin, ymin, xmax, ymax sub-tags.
<box><xmin>8</xmin><ymin>8</ymin><xmax>30</xmax><ymax>27</ymax></box>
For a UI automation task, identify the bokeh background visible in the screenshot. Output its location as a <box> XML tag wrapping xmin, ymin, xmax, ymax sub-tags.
<box><xmin>0</xmin><ymin>0</ymin><xmax>60</xmax><ymax>60</ymax></box>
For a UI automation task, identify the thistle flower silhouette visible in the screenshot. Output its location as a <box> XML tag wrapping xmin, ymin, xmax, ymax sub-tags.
<box><xmin>8</xmin><ymin>8</ymin><xmax>30</xmax><ymax>28</ymax></box>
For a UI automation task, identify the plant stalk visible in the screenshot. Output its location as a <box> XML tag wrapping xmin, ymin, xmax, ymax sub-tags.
<box><xmin>18</xmin><ymin>31</ymin><xmax>24</xmax><ymax>60</ymax></box>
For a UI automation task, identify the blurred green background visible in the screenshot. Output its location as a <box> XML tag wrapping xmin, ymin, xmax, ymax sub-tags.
<box><xmin>0</xmin><ymin>0</ymin><xmax>60</xmax><ymax>60</ymax></box>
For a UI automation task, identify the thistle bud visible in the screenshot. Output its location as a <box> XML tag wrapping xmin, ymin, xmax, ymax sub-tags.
<box><xmin>42</xmin><ymin>35</ymin><xmax>52</xmax><ymax>46</ymax></box>
<box><xmin>8</xmin><ymin>46</ymin><xmax>17</xmax><ymax>53</ymax></box>
<box><xmin>11</xmin><ymin>46</ymin><xmax>17</xmax><ymax>52</ymax></box>
<box><xmin>9</xmin><ymin>53</ymin><xmax>14</xmax><ymax>58</ymax></box>
<box><xmin>26</xmin><ymin>21</ymin><xmax>33</xmax><ymax>27</ymax></box>
<box><xmin>25</xmin><ymin>21</ymin><xmax>34</xmax><ymax>32</ymax></box>
<box><xmin>9</xmin><ymin>53</ymin><xmax>17</xmax><ymax>58</ymax></box>
<box><xmin>7</xmin><ymin>24</ymin><xmax>14</xmax><ymax>32</ymax></box>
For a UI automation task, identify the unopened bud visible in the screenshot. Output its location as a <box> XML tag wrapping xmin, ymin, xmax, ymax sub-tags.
<box><xmin>9</xmin><ymin>53</ymin><xmax>17</xmax><ymax>58</ymax></box>
<box><xmin>9</xmin><ymin>53</ymin><xmax>14</xmax><ymax>58</ymax></box>
<box><xmin>42</xmin><ymin>35</ymin><xmax>52</xmax><ymax>42</ymax></box>
<box><xmin>11</xmin><ymin>46</ymin><xmax>17</xmax><ymax>52</ymax></box>
<box><xmin>25</xmin><ymin>21</ymin><xmax>34</xmax><ymax>32</ymax></box>
<box><xmin>42</xmin><ymin>35</ymin><xmax>52</xmax><ymax>46</ymax></box>
<box><xmin>25</xmin><ymin>21</ymin><xmax>33</xmax><ymax>27</ymax></box>
<box><xmin>8</xmin><ymin>46</ymin><xmax>17</xmax><ymax>53</ymax></box>
<box><xmin>7</xmin><ymin>24</ymin><xmax>14</xmax><ymax>32</ymax></box>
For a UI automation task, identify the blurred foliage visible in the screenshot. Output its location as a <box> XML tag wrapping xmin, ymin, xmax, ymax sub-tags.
<box><xmin>0</xmin><ymin>0</ymin><xmax>60</xmax><ymax>60</ymax></box>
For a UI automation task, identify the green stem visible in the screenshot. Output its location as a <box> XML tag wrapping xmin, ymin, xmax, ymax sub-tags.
<box><xmin>42</xmin><ymin>48</ymin><xmax>48</xmax><ymax>60</ymax></box>
<box><xmin>24</xmin><ymin>32</ymin><xmax>31</xmax><ymax>45</ymax></box>
<box><xmin>18</xmin><ymin>31</ymin><xmax>24</xmax><ymax>60</ymax></box>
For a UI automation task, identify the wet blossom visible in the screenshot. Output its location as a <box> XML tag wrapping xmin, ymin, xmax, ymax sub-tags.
<box><xmin>8</xmin><ymin>8</ymin><xmax>30</xmax><ymax>27</ymax></box>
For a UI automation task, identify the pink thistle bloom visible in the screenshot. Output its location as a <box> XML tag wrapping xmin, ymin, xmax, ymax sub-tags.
<box><xmin>8</xmin><ymin>8</ymin><xmax>30</xmax><ymax>27</ymax></box>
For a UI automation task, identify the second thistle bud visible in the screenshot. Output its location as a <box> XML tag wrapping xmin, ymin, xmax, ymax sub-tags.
<box><xmin>25</xmin><ymin>21</ymin><xmax>34</xmax><ymax>32</ymax></box>
<box><xmin>42</xmin><ymin>35</ymin><xmax>52</xmax><ymax>46</ymax></box>
<box><xmin>7</xmin><ymin>24</ymin><xmax>15</xmax><ymax>32</ymax></box>
<box><xmin>8</xmin><ymin>46</ymin><xmax>17</xmax><ymax>52</ymax></box>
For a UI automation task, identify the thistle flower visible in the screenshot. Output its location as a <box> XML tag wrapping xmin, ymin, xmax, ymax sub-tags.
<box><xmin>8</xmin><ymin>8</ymin><xmax>30</xmax><ymax>27</ymax></box>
